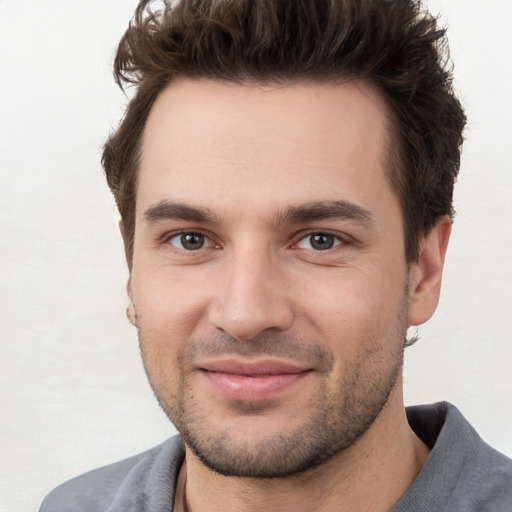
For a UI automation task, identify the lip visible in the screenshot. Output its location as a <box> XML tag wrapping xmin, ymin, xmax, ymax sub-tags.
<box><xmin>198</xmin><ymin>358</ymin><xmax>312</xmax><ymax>402</ymax></box>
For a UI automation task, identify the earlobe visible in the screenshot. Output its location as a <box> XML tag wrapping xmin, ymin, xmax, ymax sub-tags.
<box><xmin>408</xmin><ymin>216</ymin><xmax>452</xmax><ymax>326</ymax></box>
<box><xmin>126</xmin><ymin>276</ymin><xmax>137</xmax><ymax>327</ymax></box>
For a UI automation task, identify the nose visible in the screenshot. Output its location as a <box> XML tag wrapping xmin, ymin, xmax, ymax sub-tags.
<box><xmin>208</xmin><ymin>249</ymin><xmax>294</xmax><ymax>341</ymax></box>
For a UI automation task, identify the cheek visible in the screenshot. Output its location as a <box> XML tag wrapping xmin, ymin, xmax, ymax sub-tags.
<box><xmin>297</xmin><ymin>272</ymin><xmax>408</xmax><ymax>387</ymax></box>
<box><xmin>132</xmin><ymin>269</ymin><xmax>210</xmax><ymax>347</ymax></box>
<box><xmin>295</xmin><ymin>266</ymin><xmax>406</xmax><ymax>333</ymax></box>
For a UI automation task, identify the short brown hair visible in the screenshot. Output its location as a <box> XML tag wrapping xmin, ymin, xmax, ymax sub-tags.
<box><xmin>103</xmin><ymin>0</ymin><xmax>466</xmax><ymax>265</ymax></box>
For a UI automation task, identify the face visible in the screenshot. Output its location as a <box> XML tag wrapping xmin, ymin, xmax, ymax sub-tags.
<box><xmin>129</xmin><ymin>79</ymin><xmax>415</xmax><ymax>477</ymax></box>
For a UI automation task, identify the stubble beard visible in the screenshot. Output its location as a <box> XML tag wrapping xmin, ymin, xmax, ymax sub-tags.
<box><xmin>138</xmin><ymin>306</ymin><xmax>407</xmax><ymax>479</ymax></box>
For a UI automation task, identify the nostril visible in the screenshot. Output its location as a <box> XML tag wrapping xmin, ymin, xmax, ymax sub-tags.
<box><xmin>208</xmin><ymin>301</ymin><xmax>294</xmax><ymax>342</ymax></box>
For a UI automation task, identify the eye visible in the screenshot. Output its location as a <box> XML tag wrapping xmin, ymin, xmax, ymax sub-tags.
<box><xmin>296</xmin><ymin>232</ymin><xmax>343</xmax><ymax>251</ymax></box>
<box><xmin>168</xmin><ymin>232</ymin><xmax>212</xmax><ymax>251</ymax></box>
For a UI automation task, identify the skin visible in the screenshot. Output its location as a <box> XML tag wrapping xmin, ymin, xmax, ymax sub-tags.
<box><xmin>125</xmin><ymin>78</ymin><xmax>451</xmax><ymax>512</ymax></box>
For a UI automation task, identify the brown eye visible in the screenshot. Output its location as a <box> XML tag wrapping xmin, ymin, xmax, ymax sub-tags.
<box><xmin>296</xmin><ymin>233</ymin><xmax>342</xmax><ymax>251</ymax></box>
<box><xmin>169</xmin><ymin>232</ymin><xmax>209</xmax><ymax>250</ymax></box>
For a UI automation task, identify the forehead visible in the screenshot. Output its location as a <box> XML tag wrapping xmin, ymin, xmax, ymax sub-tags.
<box><xmin>137</xmin><ymin>78</ymin><xmax>396</xmax><ymax>220</ymax></box>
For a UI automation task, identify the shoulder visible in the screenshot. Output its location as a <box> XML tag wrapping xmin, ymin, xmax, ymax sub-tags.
<box><xmin>463</xmin><ymin>419</ymin><xmax>512</xmax><ymax>510</ymax></box>
<box><xmin>38</xmin><ymin>435</ymin><xmax>185</xmax><ymax>512</ymax></box>
<box><xmin>398</xmin><ymin>402</ymin><xmax>512</xmax><ymax>511</ymax></box>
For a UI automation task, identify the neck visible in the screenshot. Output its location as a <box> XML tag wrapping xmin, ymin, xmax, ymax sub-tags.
<box><xmin>182</xmin><ymin>390</ymin><xmax>429</xmax><ymax>512</ymax></box>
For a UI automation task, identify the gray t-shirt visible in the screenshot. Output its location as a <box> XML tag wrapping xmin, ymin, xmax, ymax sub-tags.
<box><xmin>39</xmin><ymin>402</ymin><xmax>512</xmax><ymax>511</ymax></box>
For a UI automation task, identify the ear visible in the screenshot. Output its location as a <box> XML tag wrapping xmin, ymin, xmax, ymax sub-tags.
<box><xmin>126</xmin><ymin>276</ymin><xmax>137</xmax><ymax>327</ymax></box>
<box><xmin>118</xmin><ymin>218</ymin><xmax>126</xmax><ymax>240</ymax></box>
<box><xmin>408</xmin><ymin>215</ymin><xmax>452</xmax><ymax>326</ymax></box>
<box><xmin>119</xmin><ymin>219</ymin><xmax>137</xmax><ymax>325</ymax></box>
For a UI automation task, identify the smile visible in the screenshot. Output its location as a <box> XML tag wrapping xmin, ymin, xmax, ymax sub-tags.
<box><xmin>199</xmin><ymin>359</ymin><xmax>312</xmax><ymax>401</ymax></box>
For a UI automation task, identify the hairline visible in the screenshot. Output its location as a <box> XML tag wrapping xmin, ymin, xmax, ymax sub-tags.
<box><xmin>123</xmin><ymin>75</ymin><xmax>415</xmax><ymax>268</ymax></box>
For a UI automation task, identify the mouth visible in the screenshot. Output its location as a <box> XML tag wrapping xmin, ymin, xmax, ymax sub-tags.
<box><xmin>198</xmin><ymin>358</ymin><xmax>312</xmax><ymax>402</ymax></box>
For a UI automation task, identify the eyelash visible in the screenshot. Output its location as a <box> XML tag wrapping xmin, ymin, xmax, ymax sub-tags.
<box><xmin>163</xmin><ymin>230</ymin><xmax>351</xmax><ymax>253</ymax></box>
<box><xmin>164</xmin><ymin>231</ymin><xmax>216</xmax><ymax>251</ymax></box>
<box><xmin>293</xmin><ymin>231</ymin><xmax>350</xmax><ymax>251</ymax></box>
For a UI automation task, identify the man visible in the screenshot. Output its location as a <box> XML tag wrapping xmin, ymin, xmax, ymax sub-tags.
<box><xmin>39</xmin><ymin>0</ymin><xmax>512</xmax><ymax>510</ymax></box>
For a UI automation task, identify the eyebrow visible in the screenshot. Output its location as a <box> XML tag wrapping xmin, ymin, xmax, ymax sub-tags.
<box><xmin>143</xmin><ymin>201</ymin><xmax>218</xmax><ymax>224</ymax></box>
<box><xmin>273</xmin><ymin>200</ymin><xmax>374</xmax><ymax>226</ymax></box>
<box><xmin>142</xmin><ymin>199</ymin><xmax>373</xmax><ymax>227</ymax></box>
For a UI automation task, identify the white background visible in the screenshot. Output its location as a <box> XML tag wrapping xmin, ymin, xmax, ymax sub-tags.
<box><xmin>0</xmin><ymin>1</ymin><xmax>511</xmax><ymax>511</ymax></box>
